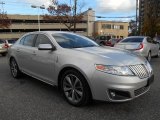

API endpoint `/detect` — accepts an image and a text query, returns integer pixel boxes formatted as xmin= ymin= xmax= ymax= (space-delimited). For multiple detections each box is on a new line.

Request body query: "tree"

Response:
xmin=141 ymin=0 xmax=160 ymax=37
xmin=128 ymin=19 xmax=139 ymax=36
xmin=43 ymin=0 xmax=84 ymax=32
xmin=0 ymin=9 xmax=11 ymax=29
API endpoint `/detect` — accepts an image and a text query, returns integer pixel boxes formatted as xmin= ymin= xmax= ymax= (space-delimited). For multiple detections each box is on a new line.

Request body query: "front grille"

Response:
xmin=129 ymin=64 xmax=149 ymax=79
xmin=134 ymin=86 xmax=149 ymax=96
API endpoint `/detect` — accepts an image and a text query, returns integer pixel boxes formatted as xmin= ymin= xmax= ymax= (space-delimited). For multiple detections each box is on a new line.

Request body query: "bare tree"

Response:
xmin=43 ymin=0 xmax=85 ymax=32
xmin=0 ymin=4 xmax=11 ymax=29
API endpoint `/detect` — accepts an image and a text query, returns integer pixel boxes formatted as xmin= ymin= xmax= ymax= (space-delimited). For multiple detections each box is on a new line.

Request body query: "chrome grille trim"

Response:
xmin=134 ymin=86 xmax=149 ymax=96
xmin=129 ymin=64 xmax=149 ymax=79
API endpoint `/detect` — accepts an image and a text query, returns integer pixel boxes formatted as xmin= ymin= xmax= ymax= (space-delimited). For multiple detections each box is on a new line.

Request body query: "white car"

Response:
xmin=115 ymin=36 xmax=160 ymax=61
xmin=0 ymin=39 xmax=8 ymax=56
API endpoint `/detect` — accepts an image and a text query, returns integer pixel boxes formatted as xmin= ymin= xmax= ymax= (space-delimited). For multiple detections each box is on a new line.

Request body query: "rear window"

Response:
xmin=99 ymin=36 xmax=107 ymax=40
xmin=121 ymin=37 xmax=144 ymax=43
xmin=7 ymin=39 xmax=17 ymax=44
xmin=0 ymin=40 xmax=4 ymax=44
xmin=98 ymin=36 xmax=111 ymax=41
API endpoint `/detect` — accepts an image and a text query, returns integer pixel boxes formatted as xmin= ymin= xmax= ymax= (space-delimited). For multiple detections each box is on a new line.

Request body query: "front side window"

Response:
xmin=35 ymin=34 xmax=52 ymax=47
xmin=52 ymin=33 xmax=98 ymax=48
xmin=20 ymin=34 xmax=36 ymax=47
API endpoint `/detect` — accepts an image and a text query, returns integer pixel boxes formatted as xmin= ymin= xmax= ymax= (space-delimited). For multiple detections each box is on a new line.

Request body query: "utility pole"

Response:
xmin=73 ymin=0 xmax=77 ymax=33
xmin=136 ymin=0 xmax=138 ymax=35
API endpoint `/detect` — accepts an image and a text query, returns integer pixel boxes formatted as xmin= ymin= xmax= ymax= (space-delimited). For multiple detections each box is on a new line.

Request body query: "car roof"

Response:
xmin=126 ymin=36 xmax=146 ymax=39
xmin=25 ymin=31 xmax=76 ymax=35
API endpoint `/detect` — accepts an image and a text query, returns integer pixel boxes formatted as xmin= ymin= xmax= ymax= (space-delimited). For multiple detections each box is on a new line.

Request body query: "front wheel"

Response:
xmin=61 ymin=69 xmax=91 ymax=106
xmin=10 ymin=58 xmax=22 ymax=78
xmin=147 ymin=52 xmax=151 ymax=62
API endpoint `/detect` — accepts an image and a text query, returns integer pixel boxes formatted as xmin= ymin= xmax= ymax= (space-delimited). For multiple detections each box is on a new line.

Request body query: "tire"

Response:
xmin=147 ymin=51 xmax=151 ymax=62
xmin=10 ymin=58 xmax=22 ymax=78
xmin=155 ymin=49 xmax=160 ymax=58
xmin=61 ymin=69 xmax=91 ymax=106
xmin=1 ymin=53 xmax=7 ymax=56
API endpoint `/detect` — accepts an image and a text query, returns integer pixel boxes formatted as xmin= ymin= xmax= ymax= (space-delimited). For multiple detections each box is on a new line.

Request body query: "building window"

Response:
xmin=102 ymin=24 xmax=111 ymax=29
xmin=113 ymin=25 xmax=120 ymax=29
xmin=120 ymin=25 xmax=124 ymax=29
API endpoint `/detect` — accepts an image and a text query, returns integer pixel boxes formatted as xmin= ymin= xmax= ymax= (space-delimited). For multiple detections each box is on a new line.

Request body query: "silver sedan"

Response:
xmin=115 ymin=36 xmax=160 ymax=61
xmin=8 ymin=31 xmax=154 ymax=106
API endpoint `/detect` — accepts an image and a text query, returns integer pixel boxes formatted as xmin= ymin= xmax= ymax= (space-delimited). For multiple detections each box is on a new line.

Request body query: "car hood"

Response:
xmin=75 ymin=46 xmax=146 ymax=66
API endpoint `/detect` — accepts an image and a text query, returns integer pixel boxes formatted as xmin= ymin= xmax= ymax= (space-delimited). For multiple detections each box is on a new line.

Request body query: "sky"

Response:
xmin=0 ymin=0 xmax=137 ymax=21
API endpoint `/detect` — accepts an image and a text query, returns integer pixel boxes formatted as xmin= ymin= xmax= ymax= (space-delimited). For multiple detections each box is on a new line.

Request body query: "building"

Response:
xmin=0 ymin=8 xmax=95 ymax=39
xmin=139 ymin=0 xmax=160 ymax=35
xmin=94 ymin=21 xmax=129 ymax=39
xmin=0 ymin=8 xmax=129 ymax=40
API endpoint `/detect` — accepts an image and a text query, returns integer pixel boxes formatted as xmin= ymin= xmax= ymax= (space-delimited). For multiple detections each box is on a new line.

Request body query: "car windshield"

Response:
xmin=121 ymin=37 xmax=144 ymax=43
xmin=7 ymin=39 xmax=17 ymax=44
xmin=52 ymin=33 xmax=99 ymax=48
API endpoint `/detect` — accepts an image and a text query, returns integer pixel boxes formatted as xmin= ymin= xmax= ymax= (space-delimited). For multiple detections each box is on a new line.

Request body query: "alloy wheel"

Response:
xmin=10 ymin=59 xmax=18 ymax=77
xmin=63 ymin=74 xmax=83 ymax=104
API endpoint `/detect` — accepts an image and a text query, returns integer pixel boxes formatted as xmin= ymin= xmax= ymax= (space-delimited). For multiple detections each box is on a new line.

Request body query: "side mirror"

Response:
xmin=38 ymin=44 xmax=56 ymax=51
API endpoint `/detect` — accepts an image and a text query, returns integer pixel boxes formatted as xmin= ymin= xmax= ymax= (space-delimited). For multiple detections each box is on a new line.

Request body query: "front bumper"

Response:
xmin=90 ymin=70 xmax=154 ymax=102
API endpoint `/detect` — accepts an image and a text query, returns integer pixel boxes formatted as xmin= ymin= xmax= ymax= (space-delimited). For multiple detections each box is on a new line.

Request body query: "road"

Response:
xmin=0 ymin=56 xmax=160 ymax=120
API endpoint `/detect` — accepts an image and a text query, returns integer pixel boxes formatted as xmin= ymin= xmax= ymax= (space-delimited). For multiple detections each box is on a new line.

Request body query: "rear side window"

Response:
xmin=20 ymin=34 xmax=36 ymax=47
xmin=121 ymin=38 xmax=144 ymax=43
xmin=99 ymin=36 xmax=107 ymax=40
xmin=35 ymin=34 xmax=52 ymax=47
xmin=147 ymin=37 xmax=153 ymax=43
xmin=0 ymin=39 xmax=4 ymax=44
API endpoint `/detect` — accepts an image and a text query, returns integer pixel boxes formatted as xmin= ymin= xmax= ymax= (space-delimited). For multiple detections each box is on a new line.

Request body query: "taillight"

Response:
xmin=3 ymin=43 xmax=9 ymax=48
xmin=136 ymin=43 xmax=144 ymax=50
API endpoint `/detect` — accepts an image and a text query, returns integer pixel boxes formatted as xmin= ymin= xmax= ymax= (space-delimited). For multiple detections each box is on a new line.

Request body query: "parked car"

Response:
xmin=95 ymin=35 xmax=111 ymax=45
xmin=104 ymin=38 xmax=120 ymax=47
xmin=8 ymin=31 xmax=154 ymax=106
xmin=5 ymin=39 xmax=18 ymax=47
xmin=0 ymin=39 xmax=8 ymax=56
xmin=115 ymin=36 xmax=160 ymax=61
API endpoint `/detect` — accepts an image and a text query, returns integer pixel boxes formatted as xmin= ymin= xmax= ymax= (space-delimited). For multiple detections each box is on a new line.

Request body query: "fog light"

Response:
xmin=108 ymin=89 xmax=131 ymax=100
xmin=110 ymin=92 xmax=116 ymax=97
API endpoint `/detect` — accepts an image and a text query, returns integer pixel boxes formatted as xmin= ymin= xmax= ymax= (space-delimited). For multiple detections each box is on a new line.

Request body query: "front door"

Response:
xmin=30 ymin=34 xmax=56 ymax=84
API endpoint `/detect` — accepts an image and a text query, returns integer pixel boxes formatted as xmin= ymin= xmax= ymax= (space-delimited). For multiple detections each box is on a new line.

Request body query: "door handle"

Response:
xmin=16 ymin=49 xmax=20 ymax=52
xmin=32 ymin=51 xmax=36 ymax=56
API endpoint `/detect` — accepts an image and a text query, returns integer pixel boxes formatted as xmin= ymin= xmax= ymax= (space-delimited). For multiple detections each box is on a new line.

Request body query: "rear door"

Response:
xmin=147 ymin=37 xmax=158 ymax=56
xmin=16 ymin=34 xmax=37 ymax=73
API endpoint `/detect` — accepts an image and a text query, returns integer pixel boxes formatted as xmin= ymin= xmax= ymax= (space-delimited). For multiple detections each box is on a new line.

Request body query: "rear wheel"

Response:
xmin=10 ymin=58 xmax=22 ymax=78
xmin=61 ymin=69 xmax=91 ymax=106
xmin=147 ymin=51 xmax=151 ymax=62
xmin=155 ymin=49 xmax=160 ymax=58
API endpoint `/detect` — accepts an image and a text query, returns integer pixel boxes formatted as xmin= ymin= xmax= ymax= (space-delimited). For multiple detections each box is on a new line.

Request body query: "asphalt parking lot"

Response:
xmin=0 ymin=55 xmax=160 ymax=120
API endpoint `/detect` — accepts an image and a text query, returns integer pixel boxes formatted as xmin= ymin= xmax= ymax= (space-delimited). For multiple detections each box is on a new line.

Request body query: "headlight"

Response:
xmin=95 ymin=64 xmax=135 ymax=76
